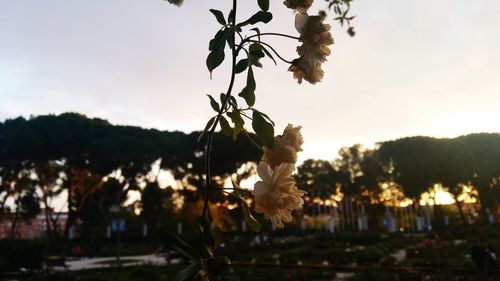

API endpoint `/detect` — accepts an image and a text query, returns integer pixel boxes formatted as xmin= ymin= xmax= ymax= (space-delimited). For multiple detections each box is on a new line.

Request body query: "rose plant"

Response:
xmin=163 ymin=0 xmax=355 ymax=279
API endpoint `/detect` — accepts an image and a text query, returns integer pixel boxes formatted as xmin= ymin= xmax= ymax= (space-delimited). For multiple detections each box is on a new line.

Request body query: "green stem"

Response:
xmin=246 ymin=32 xmax=300 ymax=41
xmin=243 ymin=129 xmax=264 ymax=151
xmin=248 ymin=39 xmax=294 ymax=64
xmin=201 ymin=0 xmax=238 ymax=226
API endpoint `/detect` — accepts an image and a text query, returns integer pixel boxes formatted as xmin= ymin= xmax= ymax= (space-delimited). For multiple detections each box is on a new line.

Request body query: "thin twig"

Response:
xmin=246 ymin=32 xmax=300 ymax=41
xmin=249 ymin=40 xmax=294 ymax=64
xmin=243 ymin=129 xmax=264 ymax=151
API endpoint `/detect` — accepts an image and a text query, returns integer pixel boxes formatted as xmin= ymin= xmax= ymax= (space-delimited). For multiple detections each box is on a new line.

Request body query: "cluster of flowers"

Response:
xmin=253 ymin=124 xmax=306 ymax=228
xmin=285 ymin=0 xmax=334 ymax=84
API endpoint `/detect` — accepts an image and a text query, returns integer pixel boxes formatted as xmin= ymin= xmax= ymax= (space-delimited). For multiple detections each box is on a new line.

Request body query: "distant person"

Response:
xmin=73 ymin=245 xmax=84 ymax=258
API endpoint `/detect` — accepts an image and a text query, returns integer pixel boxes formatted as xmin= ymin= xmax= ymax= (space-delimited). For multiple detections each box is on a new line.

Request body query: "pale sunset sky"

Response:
xmin=1 ymin=0 xmax=499 ymax=162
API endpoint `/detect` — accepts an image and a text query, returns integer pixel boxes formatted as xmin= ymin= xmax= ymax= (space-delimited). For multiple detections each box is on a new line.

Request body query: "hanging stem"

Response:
xmin=248 ymin=40 xmax=294 ymax=64
xmin=246 ymin=32 xmax=300 ymax=41
xmin=201 ymin=0 xmax=238 ymax=224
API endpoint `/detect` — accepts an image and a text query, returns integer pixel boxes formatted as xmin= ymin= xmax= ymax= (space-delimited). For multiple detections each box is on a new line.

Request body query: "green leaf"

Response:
xmin=252 ymin=110 xmax=274 ymax=148
xmin=175 ymin=262 xmax=201 ymax=281
xmin=219 ymin=116 xmax=232 ymax=136
xmin=229 ymin=96 xmax=238 ymax=108
xmin=209 ymin=9 xmax=226 ymax=25
xmin=250 ymin=27 xmax=261 ymax=41
xmin=207 ymin=95 xmax=220 ymax=112
xmin=227 ymin=9 xmax=235 ymax=24
xmin=235 ymin=59 xmax=249 ymax=74
xmin=206 ymin=51 xmax=225 ymax=78
xmin=227 ymin=110 xmax=245 ymax=140
xmin=209 ymin=30 xmax=226 ymax=52
xmin=207 ymin=30 xmax=226 ymax=77
xmin=257 ymin=0 xmax=269 ymax=12
xmin=238 ymin=11 xmax=273 ymax=27
xmin=219 ymin=93 xmax=226 ymax=106
xmin=197 ymin=116 xmax=216 ymax=143
xmin=260 ymin=45 xmax=277 ymax=65
xmin=163 ymin=232 xmax=199 ymax=260
xmin=234 ymin=194 xmax=261 ymax=232
xmin=238 ymin=67 xmax=256 ymax=107
xmin=249 ymin=43 xmax=265 ymax=67
xmin=225 ymin=29 xmax=235 ymax=50
xmin=252 ymin=109 xmax=275 ymax=126
xmin=249 ymin=43 xmax=265 ymax=58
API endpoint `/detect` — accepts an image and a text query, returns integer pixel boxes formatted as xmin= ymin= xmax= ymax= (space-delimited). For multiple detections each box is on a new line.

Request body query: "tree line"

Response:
xmin=1 ymin=113 xmax=499 ymax=241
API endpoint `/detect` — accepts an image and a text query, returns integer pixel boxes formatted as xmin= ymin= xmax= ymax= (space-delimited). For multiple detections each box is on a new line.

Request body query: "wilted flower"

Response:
xmin=289 ymin=11 xmax=334 ymax=84
xmin=253 ymin=161 xmax=306 ymax=228
xmin=283 ymin=0 xmax=314 ymax=13
xmin=262 ymin=124 xmax=303 ymax=169
xmin=165 ymin=0 xmax=184 ymax=7
xmin=281 ymin=124 xmax=303 ymax=152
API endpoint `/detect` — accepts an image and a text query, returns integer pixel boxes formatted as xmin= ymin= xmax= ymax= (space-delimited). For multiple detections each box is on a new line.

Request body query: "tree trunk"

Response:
xmin=10 ymin=207 xmax=19 ymax=238
xmin=452 ymin=192 xmax=467 ymax=225
xmin=44 ymin=197 xmax=53 ymax=243
xmin=64 ymin=166 xmax=74 ymax=239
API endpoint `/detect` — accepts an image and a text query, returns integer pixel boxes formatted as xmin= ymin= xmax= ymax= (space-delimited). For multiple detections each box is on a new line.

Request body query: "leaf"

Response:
xmin=250 ymin=27 xmax=261 ymax=41
xmin=163 ymin=232 xmax=199 ymax=260
xmin=235 ymin=59 xmax=249 ymax=74
xmin=257 ymin=0 xmax=269 ymax=12
xmin=207 ymin=30 xmax=226 ymax=77
xmin=197 ymin=116 xmax=216 ymax=143
xmin=219 ymin=116 xmax=232 ymax=136
xmin=260 ymin=45 xmax=277 ymax=65
xmin=209 ymin=9 xmax=226 ymax=25
xmin=238 ymin=11 xmax=273 ymax=27
xmin=251 ymin=109 xmax=275 ymax=126
xmin=209 ymin=30 xmax=226 ymax=52
xmin=229 ymin=96 xmax=238 ymax=108
xmin=225 ymin=29 xmax=235 ymax=50
xmin=206 ymin=30 xmax=226 ymax=78
xmin=252 ymin=110 xmax=274 ymax=148
xmin=206 ymin=51 xmax=225 ymax=78
xmin=248 ymin=43 xmax=265 ymax=67
xmin=249 ymin=43 xmax=265 ymax=59
xmin=227 ymin=110 xmax=245 ymax=140
xmin=238 ymin=67 xmax=256 ymax=107
xmin=227 ymin=9 xmax=235 ymax=24
xmin=219 ymin=93 xmax=226 ymax=106
xmin=207 ymin=95 xmax=220 ymax=112
xmin=175 ymin=262 xmax=201 ymax=281
xmin=234 ymin=194 xmax=261 ymax=232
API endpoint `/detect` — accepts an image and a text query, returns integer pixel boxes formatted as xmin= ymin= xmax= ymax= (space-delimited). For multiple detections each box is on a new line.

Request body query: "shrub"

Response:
xmin=0 ymin=239 xmax=47 ymax=272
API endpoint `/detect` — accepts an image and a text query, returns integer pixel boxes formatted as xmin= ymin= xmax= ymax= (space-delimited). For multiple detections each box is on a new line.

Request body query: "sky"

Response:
xmin=1 ymin=0 xmax=500 ymax=162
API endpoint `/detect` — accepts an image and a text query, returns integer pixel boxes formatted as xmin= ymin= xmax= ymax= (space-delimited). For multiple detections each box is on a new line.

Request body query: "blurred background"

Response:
xmin=1 ymin=0 xmax=499 ymax=280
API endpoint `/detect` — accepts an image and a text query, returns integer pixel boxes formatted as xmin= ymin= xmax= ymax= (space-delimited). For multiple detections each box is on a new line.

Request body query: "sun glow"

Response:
xmin=420 ymin=184 xmax=456 ymax=206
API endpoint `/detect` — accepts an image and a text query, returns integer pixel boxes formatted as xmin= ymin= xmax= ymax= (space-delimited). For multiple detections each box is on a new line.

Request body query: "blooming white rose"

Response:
xmin=253 ymin=162 xmax=306 ymax=228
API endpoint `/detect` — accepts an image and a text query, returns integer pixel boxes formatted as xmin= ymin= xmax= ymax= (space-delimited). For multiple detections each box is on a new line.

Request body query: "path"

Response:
xmin=61 ymin=254 xmax=169 ymax=271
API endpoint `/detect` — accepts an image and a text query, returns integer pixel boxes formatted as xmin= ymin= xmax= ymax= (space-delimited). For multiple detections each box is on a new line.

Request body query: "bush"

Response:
xmin=0 ymin=239 xmax=48 ymax=272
